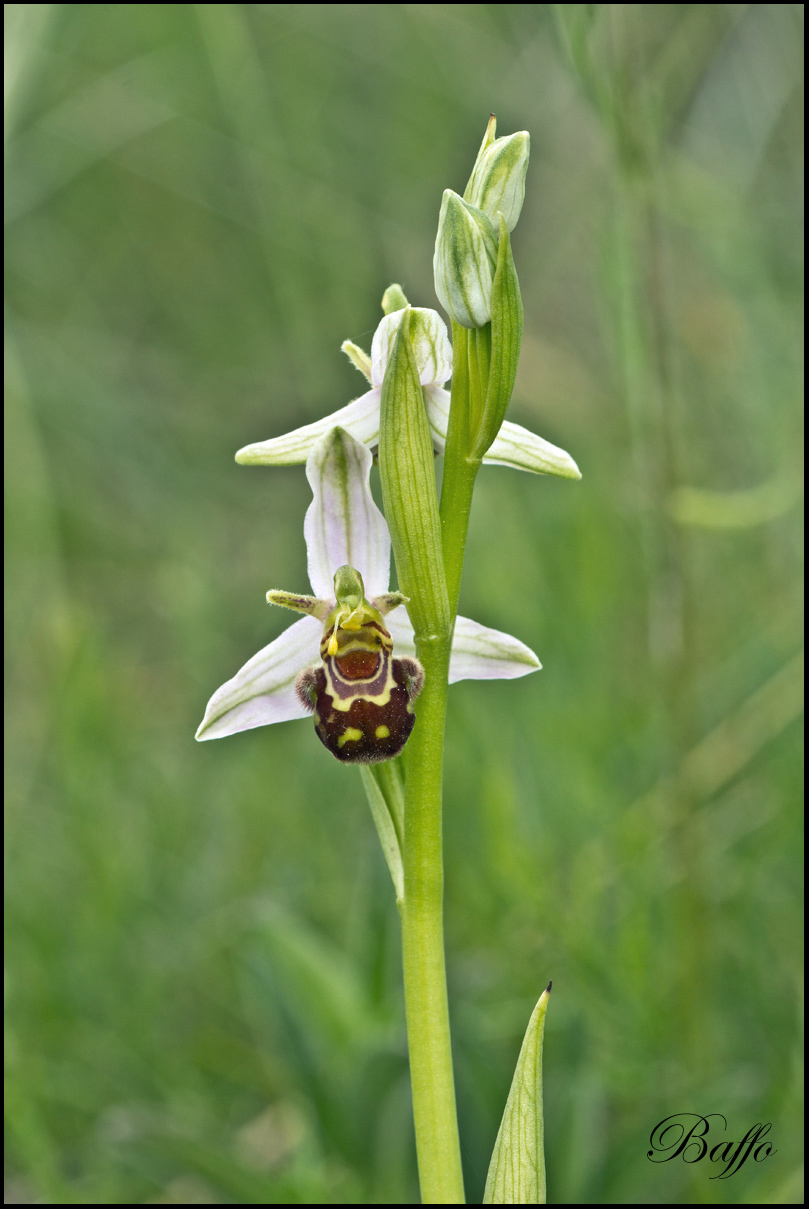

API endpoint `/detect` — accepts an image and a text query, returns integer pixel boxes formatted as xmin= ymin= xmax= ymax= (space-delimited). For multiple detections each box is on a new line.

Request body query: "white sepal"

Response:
xmin=235 ymin=388 xmax=381 ymax=467
xmin=195 ymin=615 xmax=321 ymax=740
xmin=424 ymin=386 xmax=581 ymax=479
xmin=385 ymin=609 xmax=540 ymax=683
xmin=303 ymin=427 xmax=390 ymax=601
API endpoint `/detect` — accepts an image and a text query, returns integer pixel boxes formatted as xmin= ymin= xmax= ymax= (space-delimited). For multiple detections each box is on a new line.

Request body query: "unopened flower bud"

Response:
xmin=433 ymin=190 xmax=498 ymax=329
xmin=464 ymin=119 xmax=530 ymax=233
xmin=381 ymin=283 xmax=409 ymax=315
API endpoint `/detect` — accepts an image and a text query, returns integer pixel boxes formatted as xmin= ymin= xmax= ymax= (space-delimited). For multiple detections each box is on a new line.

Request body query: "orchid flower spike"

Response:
xmin=235 ymin=296 xmax=580 ymax=480
xmin=197 ymin=427 xmax=541 ymax=755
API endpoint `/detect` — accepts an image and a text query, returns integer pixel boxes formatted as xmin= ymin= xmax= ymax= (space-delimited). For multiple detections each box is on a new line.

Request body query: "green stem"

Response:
xmin=397 ymin=320 xmax=489 ymax=1203
xmin=402 ymin=633 xmax=464 ymax=1203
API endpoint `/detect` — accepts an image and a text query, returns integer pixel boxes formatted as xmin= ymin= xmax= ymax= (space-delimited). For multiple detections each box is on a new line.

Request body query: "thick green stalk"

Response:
xmin=379 ymin=305 xmax=503 ymax=1201
xmin=402 ymin=632 xmax=464 ymax=1203
xmin=378 ymin=311 xmax=464 ymax=1203
xmin=396 ymin=320 xmax=490 ymax=1203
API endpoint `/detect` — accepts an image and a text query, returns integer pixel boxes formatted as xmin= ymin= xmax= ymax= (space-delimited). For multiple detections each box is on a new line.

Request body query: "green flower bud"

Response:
xmin=433 ymin=190 xmax=498 ymax=329
xmin=381 ymin=283 xmax=409 ymax=315
xmin=464 ymin=118 xmax=530 ymax=233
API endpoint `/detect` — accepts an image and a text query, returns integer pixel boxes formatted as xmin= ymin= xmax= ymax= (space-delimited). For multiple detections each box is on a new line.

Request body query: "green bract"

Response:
xmin=471 ymin=214 xmax=524 ymax=462
xmin=378 ymin=308 xmax=450 ymax=640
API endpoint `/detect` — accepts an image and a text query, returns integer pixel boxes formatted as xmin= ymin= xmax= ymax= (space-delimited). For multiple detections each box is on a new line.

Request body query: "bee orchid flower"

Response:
xmin=196 ymin=427 xmax=541 ymax=755
xmin=234 ymin=303 xmax=580 ymax=480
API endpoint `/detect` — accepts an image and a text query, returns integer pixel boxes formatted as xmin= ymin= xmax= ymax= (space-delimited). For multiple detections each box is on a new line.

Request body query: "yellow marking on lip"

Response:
xmin=375 ymin=725 xmax=390 ymax=739
xmin=337 ymin=727 xmax=363 ymax=748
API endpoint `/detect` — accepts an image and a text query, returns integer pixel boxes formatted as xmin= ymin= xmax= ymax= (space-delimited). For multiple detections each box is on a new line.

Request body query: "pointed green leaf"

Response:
xmin=484 ymin=984 xmax=551 ymax=1205
xmin=359 ymin=759 xmax=406 ymax=907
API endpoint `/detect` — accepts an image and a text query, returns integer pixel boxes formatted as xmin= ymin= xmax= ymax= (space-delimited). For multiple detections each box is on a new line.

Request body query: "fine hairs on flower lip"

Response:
xmin=294 ymin=567 xmax=426 ymax=765
xmin=195 ymin=427 xmax=542 ymax=745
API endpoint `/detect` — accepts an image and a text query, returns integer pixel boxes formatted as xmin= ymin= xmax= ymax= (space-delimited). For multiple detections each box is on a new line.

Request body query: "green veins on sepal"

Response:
xmin=463 ymin=116 xmax=530 ymax=235
xmin=483 ymin=983 xmax=551 ymax=1204
xmin=433 ymin=190 xmax=499 ymax=329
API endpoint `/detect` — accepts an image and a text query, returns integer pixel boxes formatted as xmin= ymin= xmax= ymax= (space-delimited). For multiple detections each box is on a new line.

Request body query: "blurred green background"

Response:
xmin=5 ymin=4 xmax=803 ymax=1204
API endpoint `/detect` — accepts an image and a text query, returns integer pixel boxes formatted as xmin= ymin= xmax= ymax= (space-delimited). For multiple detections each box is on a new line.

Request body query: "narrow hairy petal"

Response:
xmin=235 ymin=389 xmax=381 ymax=466
xmin=371 ymin=591 xmax=409 ymax=616
xmin=265 ymin=591 xmax=332 ymax=620
xmin=484 ymin=419 xmax=582 ymax=478
xmin=341 ymin=340 xmax=373 ymax=382
xmin=385 ymin=609 xmax=540 ymax=682
xmin=304 ymin=427 xmax=390 ymax=600
xmin=195 ymin=615 xmax=321 ymax=740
